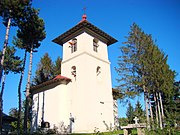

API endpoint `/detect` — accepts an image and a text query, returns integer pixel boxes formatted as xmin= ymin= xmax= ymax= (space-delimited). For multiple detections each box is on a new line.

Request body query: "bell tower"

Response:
xmin=52 ymin=15 xmax=117 ymax=133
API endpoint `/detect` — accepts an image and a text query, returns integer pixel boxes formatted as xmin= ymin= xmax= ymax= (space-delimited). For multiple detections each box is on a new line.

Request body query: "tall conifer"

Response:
xmin=16 ymin=7 xmax=46 ymax=134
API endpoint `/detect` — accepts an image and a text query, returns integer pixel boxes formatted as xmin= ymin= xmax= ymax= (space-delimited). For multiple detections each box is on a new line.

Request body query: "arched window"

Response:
xmin=71 ymin=66 xmax=76 ymax=77
xmin=69 ymin=38 xmax=77 ymax=53
xmin=93 ymin=38 xmax=99 ymax=52
xmin=96 ymin=66 xmax=101 ymax=76
xmin=71 ymin=38 xmax=77 ymax=53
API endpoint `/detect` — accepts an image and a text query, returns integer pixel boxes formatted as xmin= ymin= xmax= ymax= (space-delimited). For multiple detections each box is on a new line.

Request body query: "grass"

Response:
xmin=71 ymin=129 xmax=138 ymax=135
xmin=71 ymin=130 xmax=122 ymax=135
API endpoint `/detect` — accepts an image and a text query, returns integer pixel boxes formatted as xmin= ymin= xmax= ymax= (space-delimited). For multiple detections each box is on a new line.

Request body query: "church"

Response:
xmin=30 ymin=14 xmax=118 ymax=133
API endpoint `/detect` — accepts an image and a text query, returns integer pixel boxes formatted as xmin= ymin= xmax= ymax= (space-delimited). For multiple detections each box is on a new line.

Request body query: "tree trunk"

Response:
xmin=143 ymin=85 xmax=150 ymax=129
xmin=156 ymin=92 xmax=163 ymax=129
xmin=0 ymin=18 xmax=11 ymax=84
xmin=24 ymin=45 xmax=33 ymax=134
xmin=159 ymin=92 xmax=164 ymax=127
xmin=148 ymin=93 xmax=154 ymax=125
xmin=17 ymin=50 xmax=27 ymax=135
xmin=0 ymin=74 xmax=6 ymax=134
xmin=153 ymin=93 xmax=159 ymax=127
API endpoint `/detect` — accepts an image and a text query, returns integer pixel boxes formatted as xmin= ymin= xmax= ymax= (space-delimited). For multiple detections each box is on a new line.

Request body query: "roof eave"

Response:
xmin=30 ymin=78 xmax=71 ymax=95
xmin=52 ymin=21 xmax=117 ymax=46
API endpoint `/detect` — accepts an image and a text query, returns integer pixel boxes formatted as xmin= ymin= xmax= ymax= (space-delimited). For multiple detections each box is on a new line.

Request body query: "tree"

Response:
xmin=163 ymin=81 xmax=180 ymax=128
xmin=0 ymin=2 xmax=33 ymax=132
xmin=116 ymin=23 xmax=152 ymax=126
xmin=119 ymin=117 xmax=128 ymax=126
xmin=13 ymin=36 xmax=32 ymax=135
xmin=16 ymin=7 xmax=46 ymax=134
xmin=0 ymin=0 xmax=32 ymax=85
xmin=33 ymin=54 xmax=62 ymax=86
xmin=126 ymin=102 xmax=134 ymax=124
xmin=9 ymin=108 xmax=20 ymax=132
xmin=134 ymin=100 xmax=145 ymax=123
xmin=53 ymin=56 xmax=62 ymax=76
xmin=0 ymin=46 xmax=22 ymax=134
xmin=9 ymin=101 xmax=32 ymax=134
xmin=33 ymin=53 xmax=54 ymax=85
xmin=116 ymin=23 xmax=175 ymax=129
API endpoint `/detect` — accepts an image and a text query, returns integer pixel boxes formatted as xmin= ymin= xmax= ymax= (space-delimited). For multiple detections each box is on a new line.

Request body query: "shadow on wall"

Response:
xmin=31 ymin=93 xmax=40 ymax=131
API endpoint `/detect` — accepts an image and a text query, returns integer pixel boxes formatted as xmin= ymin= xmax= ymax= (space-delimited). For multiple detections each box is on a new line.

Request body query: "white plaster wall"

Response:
xmin=32 ymin=31 xmax=115 ymax=133
xmin=61 ymin=31 xmax=114 ymax=132
xmin=62 ymin=32 xmax=108 ymax=62
xmin=31 ymin=93 xmax=42 ymax=131
xmin=31 ymin=83 xmax=71 ymax=131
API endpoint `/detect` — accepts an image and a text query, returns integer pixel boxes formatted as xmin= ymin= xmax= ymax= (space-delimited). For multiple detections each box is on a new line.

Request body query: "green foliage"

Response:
xmin=33 ymin=53 xmax=62 ymax=85
xmin=31 ymin=127 xmax=58 ymax=135
xmin=8 ymin=101 xmax=32 ymax=134
xmin=116 ymin=22 xmax=175 ymax=99
xmin=13 ymin=36 xmax=31 ymax=53
xmin=16 ymin=5 xmax=46 ymax=133
xmin=163 ymin=81 xmax=180 ymax=128
xmin=119 ymin=117 xmax=128 ymax=126
xmin=0 ymin=46 xmax=23 ymax=75
xmin=17 ymin=7 xmax=46 ymax=50
xmin=145 ymin=126 xmax=179 ymax=135
xmin=125 ymin=101 xmax=145 ymax=124
xmin=39 ymin=53 xmax=54 ymax=78
xmin=116 ymin=23 xmax=176 ymax=129
xmin=33 ymin=53 xmax=54 ymax=85
xmin=53 ymin=56 xmax=62 ymax=76
xmin=134 ymin=100 xmax=145 ymax=123
xmin=112 ymin=88 xmax=124 ymax=100
xmin=9 ymin=108 xmax=18 ymax=117
xmin=0 ymin=0 xmax=32 ymax=26
xmin=126 ymin=102 xmax=134 ymax=124
xmin=71 ymin=130 xmax=123 ymax=135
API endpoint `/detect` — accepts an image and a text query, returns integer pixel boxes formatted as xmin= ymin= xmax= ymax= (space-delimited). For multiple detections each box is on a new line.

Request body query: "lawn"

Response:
xmin=71 ymin=129 xmax=138 ymax=135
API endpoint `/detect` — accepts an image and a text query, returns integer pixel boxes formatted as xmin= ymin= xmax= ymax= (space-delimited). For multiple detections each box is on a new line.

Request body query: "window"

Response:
xmin=93 ymin=38 xmax=99 ymax=52
xmin=72 ymin=38 xmax=77 ymax=53
xmin=69 ymin=38 xmax=77 ymax=53
xmin=71 ymin=66 xmax=76 ymax=77
xmin=96 ymin=66 xmax=101 ymax=76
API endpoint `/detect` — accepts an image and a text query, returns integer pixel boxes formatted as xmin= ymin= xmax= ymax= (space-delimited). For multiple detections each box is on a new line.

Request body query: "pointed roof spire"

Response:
xmin=82 ymin=7 xmax=87 ymax=21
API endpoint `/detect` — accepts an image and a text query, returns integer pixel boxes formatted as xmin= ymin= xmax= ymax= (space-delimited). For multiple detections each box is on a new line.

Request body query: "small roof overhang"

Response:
xmin=52 ymin=20 xmax=117 ymax=46
xmin=3 ymin=113 xmax=17 ymax=122
xmin=30 ymin=75 xmax=71 ymax=95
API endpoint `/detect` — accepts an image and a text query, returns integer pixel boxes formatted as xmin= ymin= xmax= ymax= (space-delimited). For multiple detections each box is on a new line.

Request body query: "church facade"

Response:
xmin=30 ymin=15 xmax=118 ymax=133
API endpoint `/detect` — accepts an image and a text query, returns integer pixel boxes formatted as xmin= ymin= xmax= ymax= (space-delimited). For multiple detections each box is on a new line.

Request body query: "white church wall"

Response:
xmin=31 ymin=93 xmax=42 ymax=131
xmin=62 ymin=32 xmax=108 ymax=63
xmin=32 ymin=23 xmax=116 ymax=133
xmin=31 ymin=83 xmax=71 ymax=132
xmin=61 ymin=50 xmax=114 ymax=133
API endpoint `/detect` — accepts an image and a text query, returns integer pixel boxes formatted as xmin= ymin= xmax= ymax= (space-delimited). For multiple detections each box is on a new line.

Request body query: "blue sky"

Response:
xmin=0 ymin=0 xmax=180 ymax=117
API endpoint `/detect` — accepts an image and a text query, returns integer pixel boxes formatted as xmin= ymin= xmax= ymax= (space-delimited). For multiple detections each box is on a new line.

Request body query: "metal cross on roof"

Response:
xmin=83 ymin=7 xmax=86 ymax=14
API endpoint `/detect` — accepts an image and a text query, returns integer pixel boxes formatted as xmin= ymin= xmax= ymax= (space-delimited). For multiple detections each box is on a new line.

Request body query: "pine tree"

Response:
xmin=33 ymin=54 xmax=62 ymax=86
xmin=116 ymin=23 xmax=152 ymax=126
xmin=116 ymin=23 xmax=175 ymax=128
xmin=16 ymin=7 xmax=46 ymax=134
xmin=33 ymin=53 xmax=53 ymax=85
xmin=0 ymin=46 xmax=22 ymax=133
xmin=126 ymin=102 xmax=134 ymax=124
xmin=13 ymin=37 xmax=30 ymax=134
xmin=0 ymin=0 xmax=32 ymax=85
xmin=134 ymin=100 xmax=145 ymax=123
xmin=53 ymin=56 xmax=62 ymax=76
